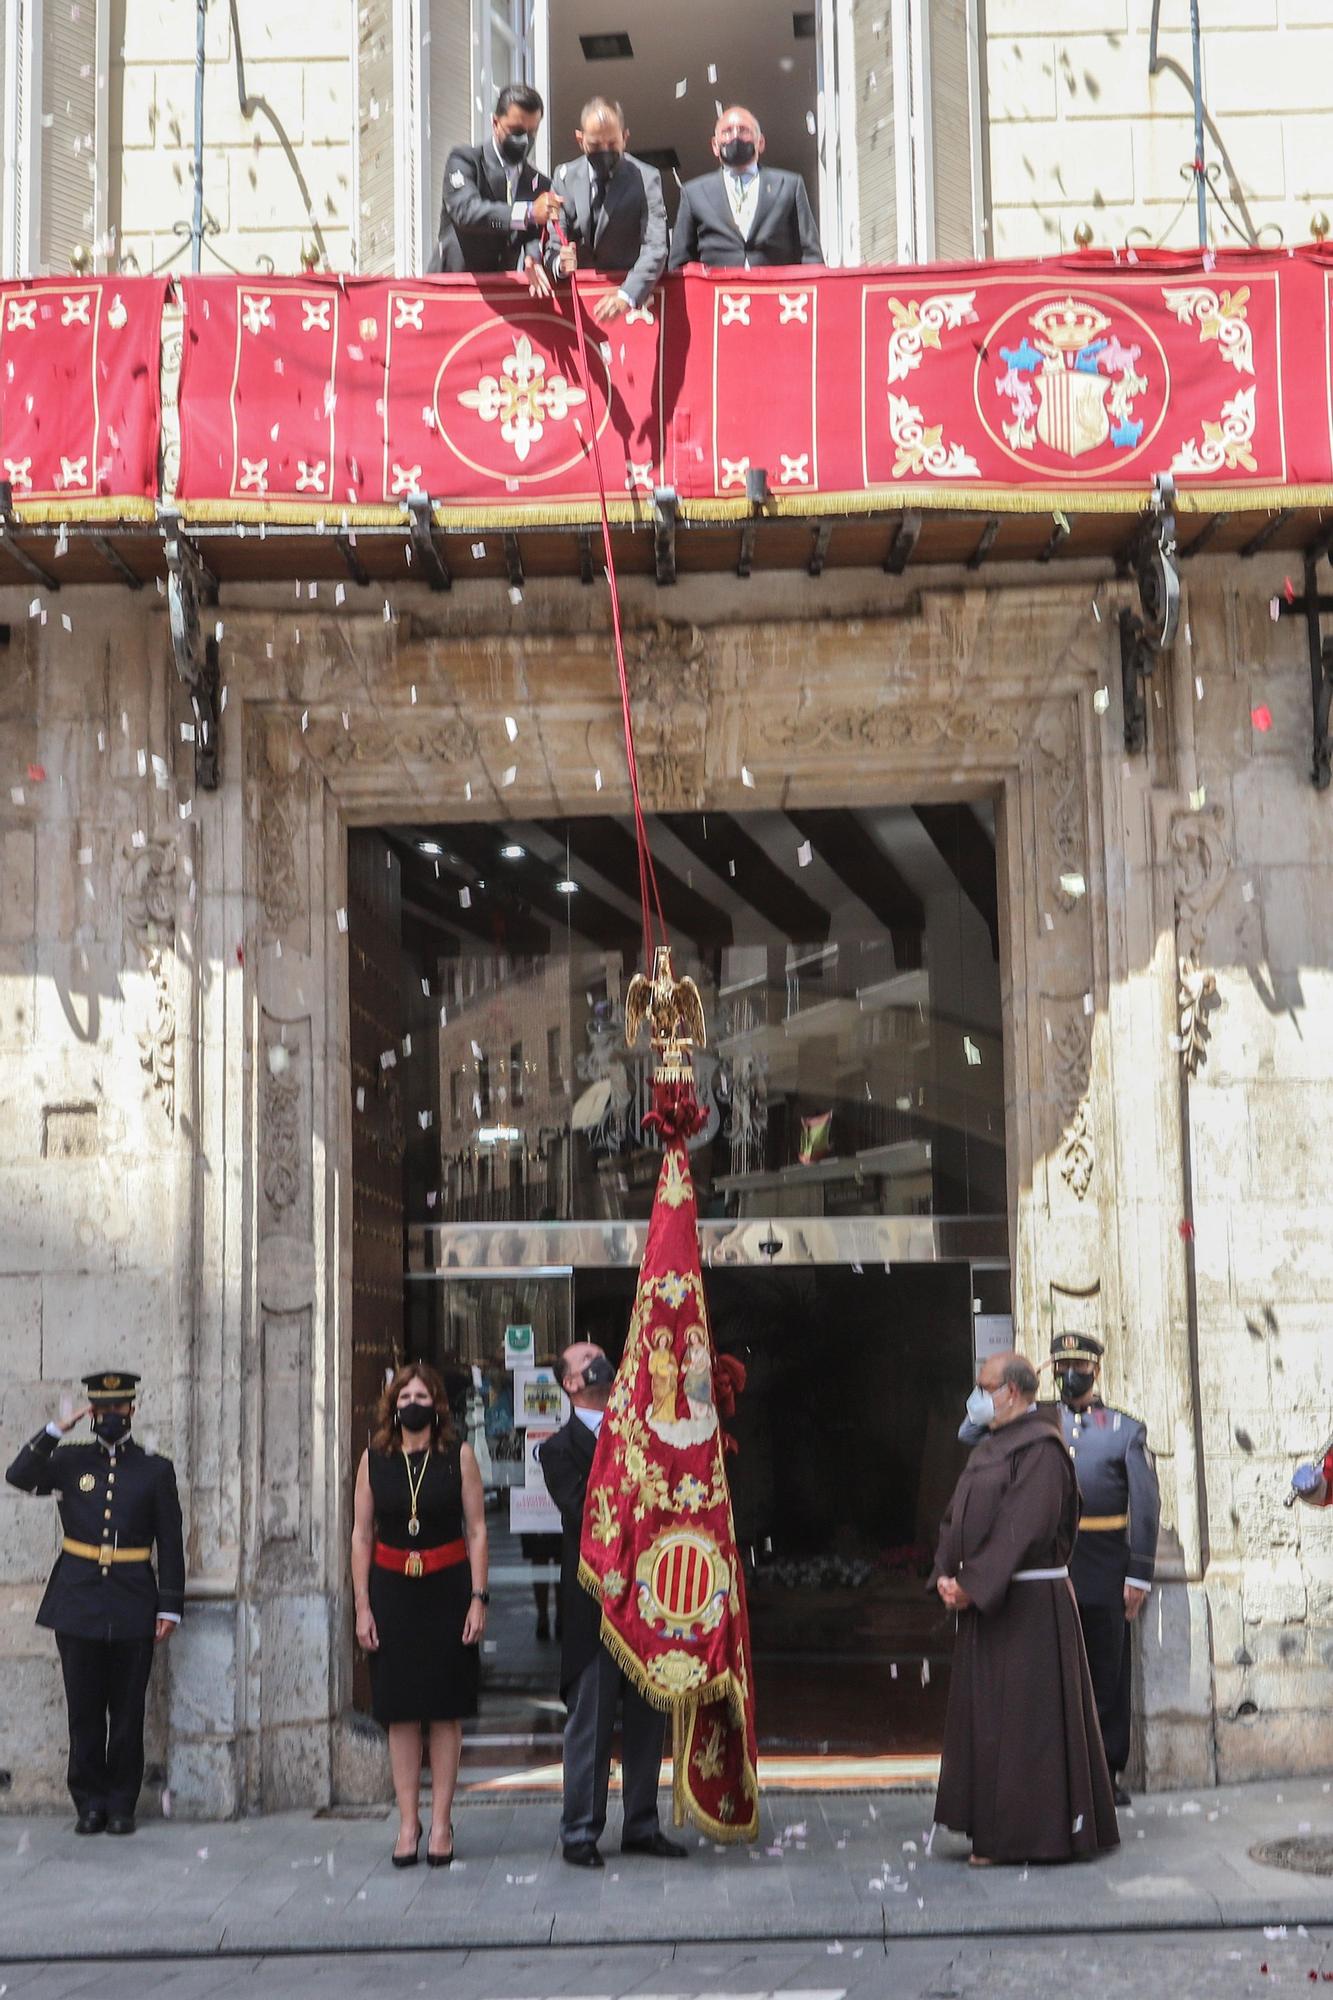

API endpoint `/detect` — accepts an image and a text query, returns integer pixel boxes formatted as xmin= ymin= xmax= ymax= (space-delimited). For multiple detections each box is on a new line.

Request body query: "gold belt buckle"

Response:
xmin=404 ymin=1551 xmax=424 ymax=1579
xmin=98 ymin=1545 xmax=114 ymax=1571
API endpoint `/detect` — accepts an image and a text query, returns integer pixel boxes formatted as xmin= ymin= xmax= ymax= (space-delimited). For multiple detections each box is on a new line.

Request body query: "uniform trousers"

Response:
xmin=560 ymin=1647 xmax=665 ymax=1848
xmin=1077 ymin=1600 xmax=1133 ymax=1777
xmin=55 ymin=1632 xmax=156 ymax=1816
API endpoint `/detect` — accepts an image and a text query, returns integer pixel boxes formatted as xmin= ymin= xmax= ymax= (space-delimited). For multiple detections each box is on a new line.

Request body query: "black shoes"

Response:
xmin=105 ymin=1814 xmax=136 ymax=1836
xmin=74 ymin=1808 xmax=106 ymax=1836
xmin=1113 ymin=1781 xmax=1132 ymax=1808
xmin=562 ymin=1841 xmax=604 ymax=1868
xmin=426 ymin=1823 xmax=454 ymax=1868
xmin=391 ymin=1819 xmax=422 ymax=1869
xmin=622 ymin=1830 xmax=688 ymax=1859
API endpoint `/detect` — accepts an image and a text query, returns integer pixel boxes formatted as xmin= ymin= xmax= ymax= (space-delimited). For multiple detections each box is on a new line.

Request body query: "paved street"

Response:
xmin=0 ymin=1777 xmax=1330 ymax=1964
xmin=1 ymin=1933 xmax=1332 ymax=2000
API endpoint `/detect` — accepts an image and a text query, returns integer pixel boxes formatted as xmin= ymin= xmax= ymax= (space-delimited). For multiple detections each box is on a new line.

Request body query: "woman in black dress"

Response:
xmin=351 ymin=1362 xmax=488 ymax=1867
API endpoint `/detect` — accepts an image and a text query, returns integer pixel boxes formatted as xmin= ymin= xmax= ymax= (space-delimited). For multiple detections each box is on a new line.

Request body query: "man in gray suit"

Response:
xmin=548 ymin=97 xmax=668 ymax=324
xmin=669 ymin=105 xmax=822 ymax=270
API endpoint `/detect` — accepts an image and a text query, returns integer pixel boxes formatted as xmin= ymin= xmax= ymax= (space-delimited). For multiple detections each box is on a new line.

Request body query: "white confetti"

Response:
xmin=1195 ymin=674 xmax=1204 ymax=700
xmin=1059 ymin=871 xmax=1086 ymax=897
xmin=335 ymin=907 xmax=348 ymax=932
xmin=594 ymin=767 xmax=603 ymax=790
xmin=459 ymin=887 xmax=472 ymax=909
xmin=9 ymin=787 xmax=23 ymax=806
xmin=508 ymin=585 xmax=523 ymax=606
xmin=806 ymin=110 xmax=817 ymax=134
xmin=471 ymin=541 xmax=486 ymax=558
xmin=675 ymin=76 xmax=687 ymax=96
xmin=740 ymin=764 xmax=755 ymax=788
xmin=1189 ymin=785 xmax=1207 ymax=809
xmin=1092 ymin=600 xmax=1102 ymax=622
xmin=1093 ymin=686 xmax=1110 ymax=713
xmin=501 ymin=765 xmax=517 ymax=787
xmin=504 ymin=715 xmax=519 ymax=741
xmin=61 ymin=612 xmax=73 ymax=632
xmin=355 ymin=1086 xmax=365 ymax=1112
xmin=379 ymin=1048 xmax=397 ymax=1069
xmin=28 ymin=597 xmax=41 ymax=619
xmin=797 ymin=839 xmax=812 ymax=867
xmin=1083 ymin=991 xmax=1094 ymax=1015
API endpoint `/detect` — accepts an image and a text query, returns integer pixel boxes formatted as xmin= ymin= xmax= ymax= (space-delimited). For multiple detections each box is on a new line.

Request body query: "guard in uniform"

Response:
xmin=1051 ymin=1333 xmax=1161 ymax=1805
xmin=5 ymin=1370 xmax=185 ymax=1834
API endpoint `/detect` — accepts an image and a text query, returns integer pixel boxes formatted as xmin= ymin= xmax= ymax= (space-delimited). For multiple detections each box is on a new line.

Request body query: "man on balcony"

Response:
xmin=668 ymin=106 xmax=822 ymax=272
xmin=547 ymin=97 xmax=668 ymax=324
xmin=430 ymin=84 xmax=564 ymax=288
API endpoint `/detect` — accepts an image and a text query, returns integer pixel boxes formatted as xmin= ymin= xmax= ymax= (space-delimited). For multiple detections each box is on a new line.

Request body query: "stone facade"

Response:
xmin=0 ymin=553 xmax=1330 ymax=1811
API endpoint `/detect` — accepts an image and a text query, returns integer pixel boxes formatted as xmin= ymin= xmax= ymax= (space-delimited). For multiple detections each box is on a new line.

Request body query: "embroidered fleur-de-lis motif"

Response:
xmin=60 ymin=294 xmax=92 ymax=326
xmin=778 ymin=453 xmax=810 ymax=484
xmin=59 ymin=455 xmax=90 ymax=487
xmin=5 ymin=299 xmax=37 ymax=332
xmin=2 ymin=456 xmax=33 ymax=486
xmin=300 ymin=299 xmax=331 ymax=332
xmin=241 ymin=293 xmax=274 ymax=335
xmin=720 ymin=293 xmax=751 ymax=327
xmin=625 ymin=460 xmax=654 ymax=491
xmin=394 ymin=297 xmax=426 ymax=331
xmin=456 ymin=334 xmax=586 ymax=464
xmin=778 ymin=292 xmax=810 ymax=325
xmin=719 ymin=455 xmax=751 ymax=488
xmin=625 ymin=297 xmax=657 ymax=326
xmin=239 ymin=457 xmax=269 ymax=492
xmin=390 ymin=463 xmax=422 ymax=494
xmin=295 ymin=460 xmax=327 ymax=490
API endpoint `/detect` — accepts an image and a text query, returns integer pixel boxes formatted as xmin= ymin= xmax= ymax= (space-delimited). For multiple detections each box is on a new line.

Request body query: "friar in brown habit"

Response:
xmin=931 ymin=1350 xmax=1120 ymax=1865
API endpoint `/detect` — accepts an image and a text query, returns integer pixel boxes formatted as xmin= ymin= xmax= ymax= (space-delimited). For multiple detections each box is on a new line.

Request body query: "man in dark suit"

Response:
xmin=669 ymin=104 xmax=822 ymax=271
xmin=547 ymin=97 xmax=668 ymax=324
xmin=537 ymin=1341 xmax=685 ymax=1868
xmin=429 ymin=82 xmax=563 ymax=288
xmin=6 ymin=1368 xmax=185 ymax=1834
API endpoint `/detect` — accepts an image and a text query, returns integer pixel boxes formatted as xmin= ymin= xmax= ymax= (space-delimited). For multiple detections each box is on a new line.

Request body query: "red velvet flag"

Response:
xmin=578 ymin=952 xmax=759 ymax=1842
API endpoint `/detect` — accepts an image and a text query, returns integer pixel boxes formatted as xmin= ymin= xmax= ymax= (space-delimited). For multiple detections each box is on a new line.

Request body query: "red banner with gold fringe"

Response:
xmin=578 ymin=1072 xmax=759 ymax=1842
xmin=170 ymin=249 xmax=1333 ymax=523
xmin=0 ymin=278 xmax=166 ymax=519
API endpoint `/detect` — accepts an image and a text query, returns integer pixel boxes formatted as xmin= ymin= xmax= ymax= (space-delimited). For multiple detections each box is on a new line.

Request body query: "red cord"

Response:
xmin=548 ymin=231 xmax=671 ymax=971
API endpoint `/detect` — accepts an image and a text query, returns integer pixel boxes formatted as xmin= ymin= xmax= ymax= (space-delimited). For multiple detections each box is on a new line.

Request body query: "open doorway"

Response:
xmin=545 ymin=2 xmax=820 ymax=229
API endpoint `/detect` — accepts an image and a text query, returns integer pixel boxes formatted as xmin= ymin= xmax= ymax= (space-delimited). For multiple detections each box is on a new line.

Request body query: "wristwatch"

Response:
xmin=471 ymin=1589 xmax=490 ymax=1605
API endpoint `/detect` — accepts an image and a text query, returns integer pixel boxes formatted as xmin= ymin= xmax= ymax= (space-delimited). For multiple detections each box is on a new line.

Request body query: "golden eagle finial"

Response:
xmin=625 ymin=945 xmax=706 ymax=1077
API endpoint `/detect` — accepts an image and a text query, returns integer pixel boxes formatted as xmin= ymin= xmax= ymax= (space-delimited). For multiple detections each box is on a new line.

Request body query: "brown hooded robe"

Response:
xmin=931 ymin=1408 xmax=1120 ymax=1863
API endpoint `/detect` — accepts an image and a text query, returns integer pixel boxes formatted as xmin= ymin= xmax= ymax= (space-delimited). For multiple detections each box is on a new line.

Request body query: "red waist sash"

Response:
xmin=373 ymin=1537 xmax=467 ymax=1578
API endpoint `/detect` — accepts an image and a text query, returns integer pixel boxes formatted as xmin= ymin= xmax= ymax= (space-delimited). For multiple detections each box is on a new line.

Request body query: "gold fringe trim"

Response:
xmin=11 ymin=487 xmax=1331 ymax=534
xmin=5 ymin=497 xmax=157 ymax=525
xmin=578 ymin=1557 xmax=759 ymax=1843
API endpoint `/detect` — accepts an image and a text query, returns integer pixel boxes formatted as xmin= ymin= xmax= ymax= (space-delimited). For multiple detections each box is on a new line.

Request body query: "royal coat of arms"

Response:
xmin=982 ymin=293 xmax=1168 ymax=475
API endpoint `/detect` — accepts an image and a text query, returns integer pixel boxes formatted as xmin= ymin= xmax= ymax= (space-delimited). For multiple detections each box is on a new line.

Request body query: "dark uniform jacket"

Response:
xmin=5 ymin=1429 xmax=185 ymax=1642
xmin=545 ymin=152 xmax=668 ymax=307
xmin=668 ymin=166 xmax=823 ymax=270
xmin=536 ymin=1414 xmax=603 ymax=1698
xmin=429 ymin=139 xmax=550 ymax=275
xmin=959 ymin=1398 xmax=1160 ymax=1608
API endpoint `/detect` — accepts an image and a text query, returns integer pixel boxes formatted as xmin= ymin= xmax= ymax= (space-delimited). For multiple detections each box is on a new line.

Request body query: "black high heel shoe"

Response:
xmin=426 ymin=1823 xmax=454 ymax=1868
xmin=392 ymin=1819 xmax=422 ymax=1868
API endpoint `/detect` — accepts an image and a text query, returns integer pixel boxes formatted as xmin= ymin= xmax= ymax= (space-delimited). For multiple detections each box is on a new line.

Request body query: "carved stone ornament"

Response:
xmin=1050 ymin=1008 xmax=1095 ymax=1201
xmin=1038 ymin=717 xmax=1087 ymax=914
xmin=1170 ymin=802 xmax=1229 ymax=1077
xmin=766 ymin=702 xmax=1020 ymax=759
xmin=123 ymin=843 xmax=177 ymax=1125
xmin=622 ymin=620 xmax=712 ymax=808
xmin=261 ymin=1026 xmax=305 ymax=1226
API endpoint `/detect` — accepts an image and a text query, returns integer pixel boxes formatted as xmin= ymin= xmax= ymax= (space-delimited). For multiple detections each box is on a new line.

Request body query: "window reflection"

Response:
xmin=407 ymin=805 xmax=1005 ymax=1229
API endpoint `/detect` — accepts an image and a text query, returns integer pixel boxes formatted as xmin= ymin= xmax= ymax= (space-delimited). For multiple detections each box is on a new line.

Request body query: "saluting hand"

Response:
xmin=356 ymin=1605 xmax=379 ymax=1653
xmin=56 ymin=1405 xmax=92 ymax=1434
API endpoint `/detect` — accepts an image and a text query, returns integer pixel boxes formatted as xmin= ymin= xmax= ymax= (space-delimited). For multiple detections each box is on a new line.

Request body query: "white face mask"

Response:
xmin=966 ymin=1384 xmax=996 ymax=1428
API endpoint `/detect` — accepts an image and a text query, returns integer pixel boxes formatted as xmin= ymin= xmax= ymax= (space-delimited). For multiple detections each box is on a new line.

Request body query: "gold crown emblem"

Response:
xmin=1030 ymin=297 xmax=1112 ymax=353
xmin=105 ymin=1375 xmax=122 ymax=1389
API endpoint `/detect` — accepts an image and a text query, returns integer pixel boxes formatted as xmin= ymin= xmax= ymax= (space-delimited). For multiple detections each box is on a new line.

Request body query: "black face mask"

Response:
xmin=498 ymin=129 xmax=531 ymax=165
xmin=93 ymin=1411 xmax=131 ymax=1445
xmin=1059 ymin=1368 xmax=1096 ymax=1404
xmin=397 ymin=1403 xmax=435 ymax=1434
xmin=586 ymin=147 xmax=621 ymax=180
xmin=719 ymin=138 xmax=757 ymax=169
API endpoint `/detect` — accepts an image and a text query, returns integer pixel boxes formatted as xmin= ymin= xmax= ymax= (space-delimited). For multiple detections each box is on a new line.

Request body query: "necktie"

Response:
xmin=590 ymin=175 xmax=606 ymax=242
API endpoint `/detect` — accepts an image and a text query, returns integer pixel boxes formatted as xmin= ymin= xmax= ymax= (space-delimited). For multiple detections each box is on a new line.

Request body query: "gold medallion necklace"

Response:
xmin=403 ymin=1445 xmax=430 ymax=1538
